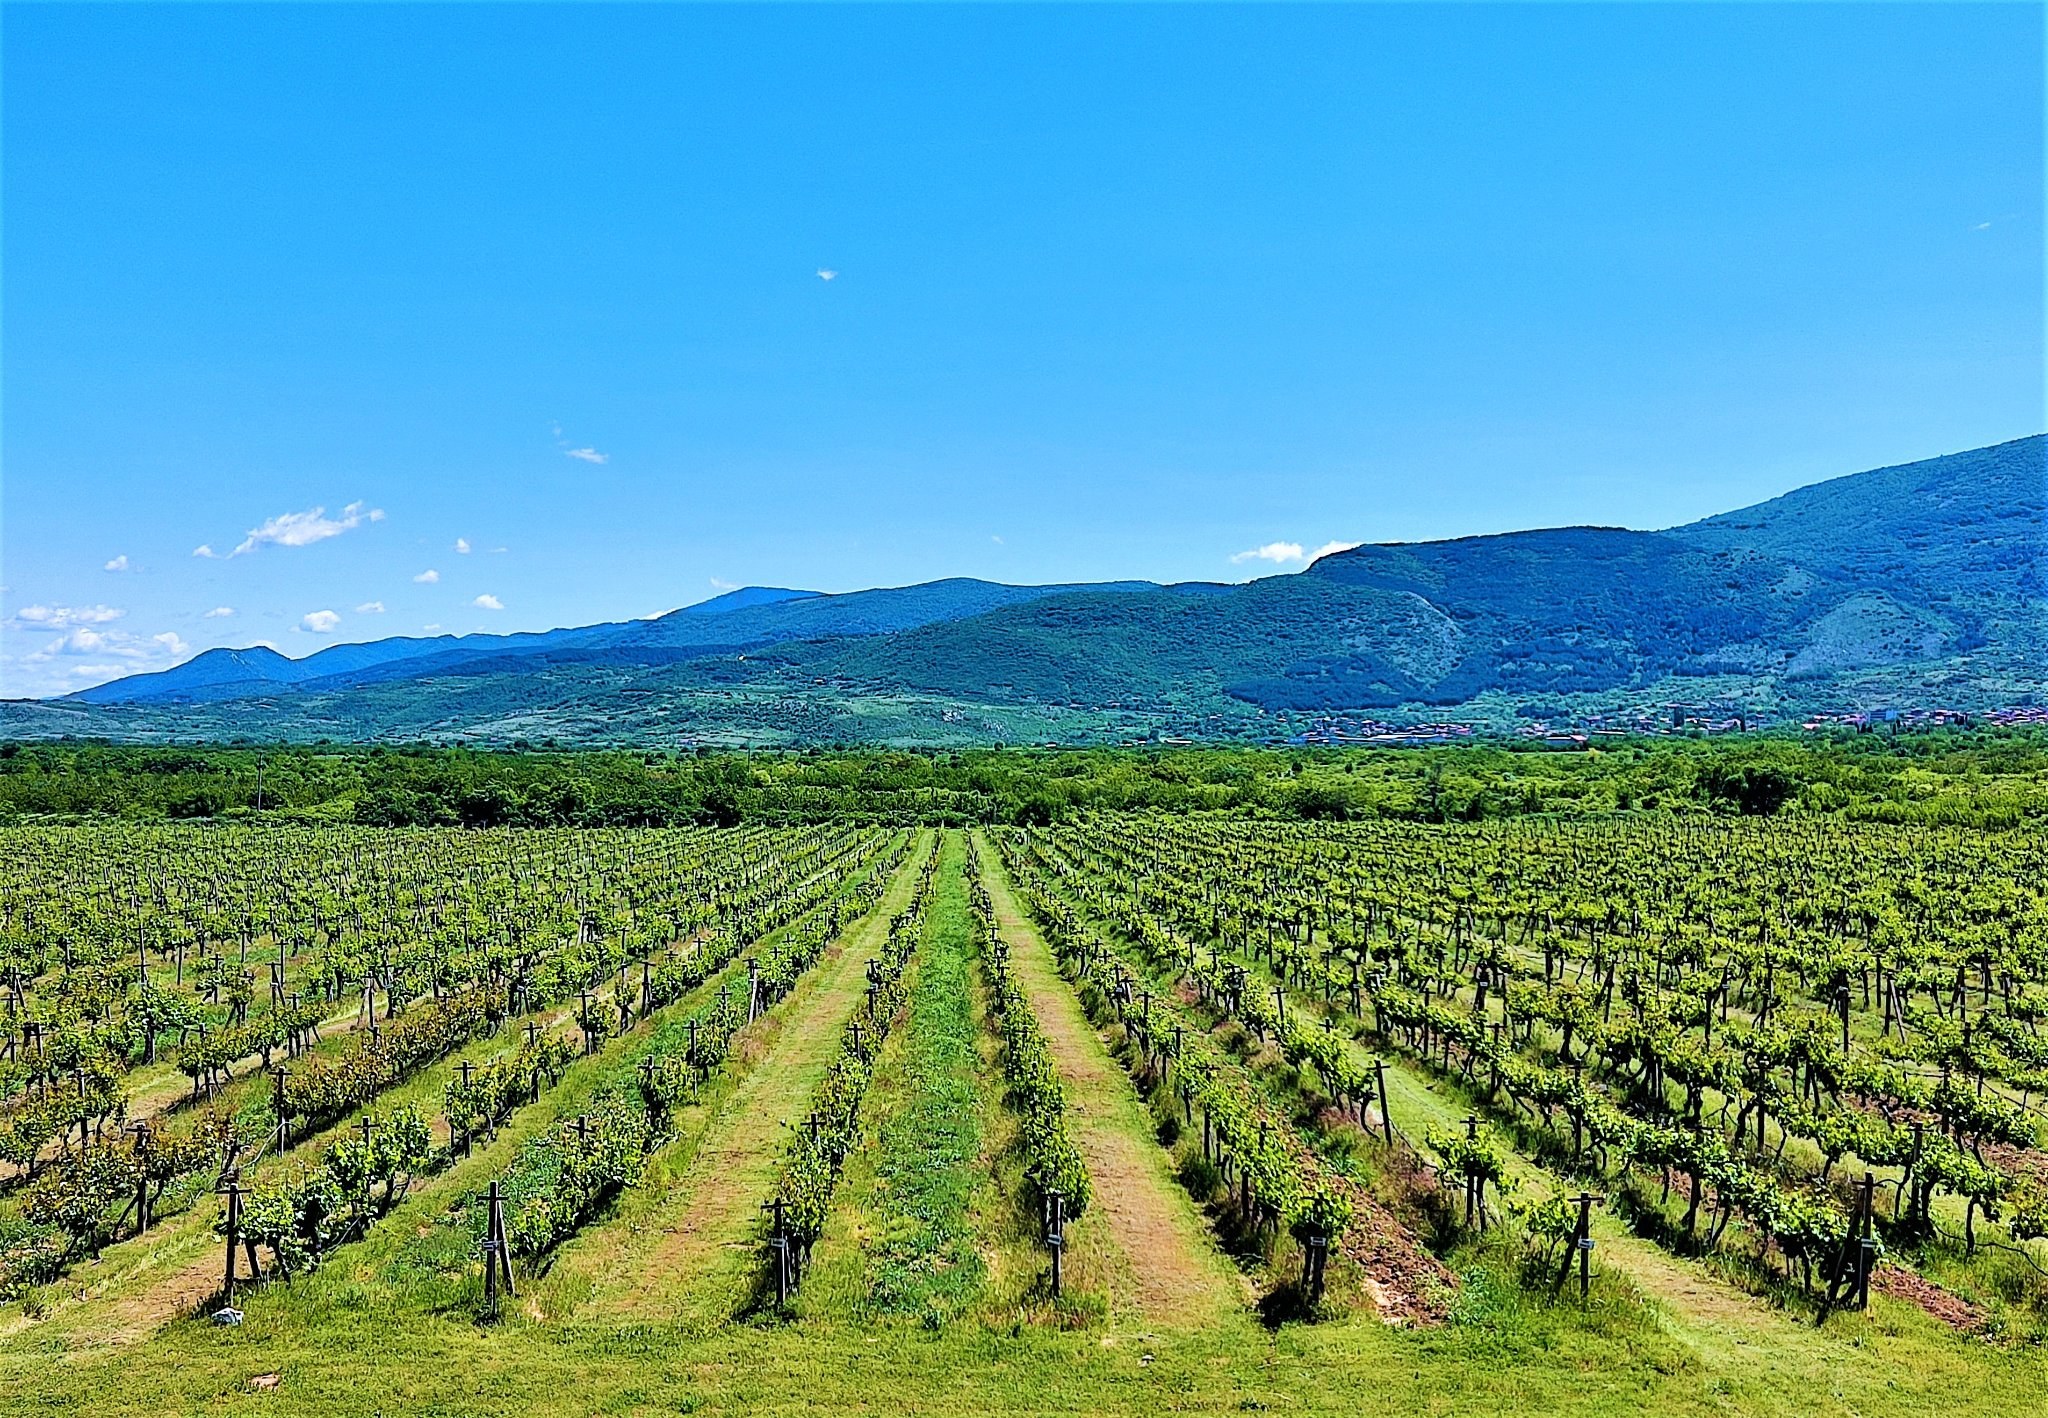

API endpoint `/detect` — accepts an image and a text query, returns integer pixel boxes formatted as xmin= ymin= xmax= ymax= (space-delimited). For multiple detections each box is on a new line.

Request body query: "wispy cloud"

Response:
xmin=193 ymin=544 xmax=218 ymax=559
xmin=13 ymin=604 xmax=125 ymax=629
xmin=454 ymin=537 xmax=472 ymax=554
xmin=552 ymin=420 xmax=609 ymax=464
xmin=231 ymin=501 xmax=384 ymax=556
xmin=413 ymin=569 xmax=440 ymax=584
xmin=204 ymin=606 xmax=235 ymax=618
xmin=473 ymin=594 xmax=504 ymax=611
xmin=104 ymin=555 xmax=131 ymax=572
xmin=816 ymin=268 xmax=838 ymax=281
xmin=301 ymin=609 xmax=342 ymax=633
xmin=709 ymin=577 xmax=738 ymax=591
xmin=356 ymin=601 xmax=386 ymax=614
xmin=1229 ymin=539 xmax=1360 ymax=567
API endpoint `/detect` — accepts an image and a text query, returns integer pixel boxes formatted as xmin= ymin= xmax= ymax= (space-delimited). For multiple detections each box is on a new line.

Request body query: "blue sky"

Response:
xmin=3 ymin=3 xmax=2041 ymax=697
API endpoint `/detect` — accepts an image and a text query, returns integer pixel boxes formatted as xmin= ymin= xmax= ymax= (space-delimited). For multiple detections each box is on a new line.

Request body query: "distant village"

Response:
xmin=1262 ymin=702 xmax=2044 ymax=750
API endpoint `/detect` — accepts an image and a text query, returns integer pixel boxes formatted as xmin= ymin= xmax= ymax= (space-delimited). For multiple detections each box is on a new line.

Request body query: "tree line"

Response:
xmin=0 ymin=729 xmax=2042 ymax=827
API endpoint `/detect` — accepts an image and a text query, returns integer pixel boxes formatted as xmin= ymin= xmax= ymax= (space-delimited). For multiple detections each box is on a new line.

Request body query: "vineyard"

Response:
xmin=0 ymin=811 xmax=2043 ymax=1415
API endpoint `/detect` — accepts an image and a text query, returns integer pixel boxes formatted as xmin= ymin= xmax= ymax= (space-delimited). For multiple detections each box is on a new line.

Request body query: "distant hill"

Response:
xmin=69 ymin=619 xmax=645 ymax=705
xmin=27 ymin=435 xmax=2043 ymax=746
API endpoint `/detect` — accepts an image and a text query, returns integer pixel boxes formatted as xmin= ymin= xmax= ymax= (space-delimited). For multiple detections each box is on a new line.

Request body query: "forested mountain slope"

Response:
xmin=31 ymin=435 xmax=2042 ymax=744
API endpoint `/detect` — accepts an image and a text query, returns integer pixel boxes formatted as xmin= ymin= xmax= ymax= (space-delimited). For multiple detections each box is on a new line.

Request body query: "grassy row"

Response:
xmin=860 ymin=834 xmax=988 ymax=1321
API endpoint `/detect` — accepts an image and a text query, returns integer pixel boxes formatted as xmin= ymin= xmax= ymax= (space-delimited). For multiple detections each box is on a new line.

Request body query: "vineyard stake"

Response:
xmin=1570 ymin=1193 xmax=1605 ymax=1299
xmin=271 ymin=1065 xmax=291 ymax=1152
xmin=483 ymin=1179 xmax=515 ymax=1313
xmin=1374 ymin=1058 xmax=1393 ymax=1146
xmin=220 ymin=1177 xmax=246 ymax=1301
xmin=1045 ymin=1189 xmax=1066 ymax=1299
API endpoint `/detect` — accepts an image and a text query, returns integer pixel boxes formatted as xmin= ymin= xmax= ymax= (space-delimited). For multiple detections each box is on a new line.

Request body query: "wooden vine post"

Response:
xmin=482 ymin=1179 xmax=516 ymax=1316
xmin=1572 ymin=1188 xmax=1605 ymax=1303
xmin=1373 ymin=1058 xmax=1394 ymax=1146
xmin=1819 ymin=1172 xmax=1879 ymax=1322
xmin=455 ymin=1059 xmax=476 ymax=1155
xmin=127 ymin=1121 xmax=154 ymax=1235
xmin=271 ymin=1064 xmax=291 ymax=1152
xmin=765 ymin=1196 xmax=792 ymax=1306
xmin=1044 ymin=1188 xmax=1067 ymax=1299
xmin=219 ymin=1173 xmax=258 ymax=1302
xmin=1303 ymin=1223 xmax=1329 ymax=1307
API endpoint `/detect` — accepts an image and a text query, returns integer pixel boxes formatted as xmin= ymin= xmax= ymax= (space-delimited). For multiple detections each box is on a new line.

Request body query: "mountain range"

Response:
xmin=11 ymin=435 xmax=2042 ymax=746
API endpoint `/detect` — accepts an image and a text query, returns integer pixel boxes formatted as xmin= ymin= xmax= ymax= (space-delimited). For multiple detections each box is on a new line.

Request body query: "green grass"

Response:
xmin=804 ymin=833 xmax=994 ymax=1324
xmin=855 ymin=834 xmax=989 ymax=1320
xmin=3 ymin=1275 xmax=2045 ymax=1418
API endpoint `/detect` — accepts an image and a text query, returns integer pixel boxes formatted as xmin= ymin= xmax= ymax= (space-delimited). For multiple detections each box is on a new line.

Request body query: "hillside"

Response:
xmin=22 ymin=435 xmax=2044 ymax=745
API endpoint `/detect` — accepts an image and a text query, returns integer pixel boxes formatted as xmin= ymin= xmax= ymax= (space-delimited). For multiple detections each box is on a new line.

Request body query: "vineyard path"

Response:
xmin=1369 ymin=1037 xmax=1875 ymax=1371
xmin=1204 ymin=899 xmax=1860 ymax=1355
xmin=560 ymin=835 xmax=930 ymax=1324
xmin=6 ymin=924 xmax=745 ymax=1348
xmin=12 ymin=982 xmax=613 ymax=1350
xmin=975 ymin=832 xmax=1242 ymax=1327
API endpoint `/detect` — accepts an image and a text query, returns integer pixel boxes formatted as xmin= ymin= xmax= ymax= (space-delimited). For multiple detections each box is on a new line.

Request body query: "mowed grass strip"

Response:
xmin=553 ymin=833 xmax=932 ymax=1325
xmin=831 ymin=831 xmax=991 ymax=1319
xmin=975 ymin=832 xmax=1241 ymax=1327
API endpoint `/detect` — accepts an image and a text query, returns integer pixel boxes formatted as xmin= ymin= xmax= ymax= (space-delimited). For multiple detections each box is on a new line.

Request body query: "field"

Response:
xmin=1 ymin=803 xmax=2045 ymax=1414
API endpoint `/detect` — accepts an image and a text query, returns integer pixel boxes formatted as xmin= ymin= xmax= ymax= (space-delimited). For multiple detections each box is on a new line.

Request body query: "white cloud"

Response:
xmin=301 ymin=610 xmax=342 ymax=633
xmin=193 ymin=544 xmax=218 ymax=559
xmin=413 ymin=569 xmax=440 ymax=584
xmin=991 ymin=534 xmax=1005 ymax=545
xmin=1229 ymin=539 xmax=1361 ymax=567
xmin=13 ymin=604 xmax=125 ymax=629
xmin=1973 ymin=221 xmax=1993 ymax=231
xmin=817 ymin=268 xmax=838 ymax=281
xmin=231 ymin=501 xmax=385 ymax=556
xmin=104 ymin=555 xmax=131 ymax=572
xmin=204 ymin=606 xmax=235 ymax=618
xmin=356 ymin=600 xmax=387 ymax=614
xmin=32 ymin=628 xmax=114 ymax=659
xmin=709 ymin=577 xmax=737 ymax=591
xmin=454 ymin=537 xmax=472 ymax=554
xmin=1231 ymin=541 xmax=1307 ymax=565
xmin=27 ymin=624 xmax=183 ymax=664
xmin=13 ymin=621 xmax=195 ymax=693
xmin=473 ymin=594 xmax=504 ymax=611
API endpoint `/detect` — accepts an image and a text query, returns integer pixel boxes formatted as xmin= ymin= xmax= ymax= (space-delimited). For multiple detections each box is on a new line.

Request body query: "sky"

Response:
xmin=2 ymin=3 xmax=2041 ymax=698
